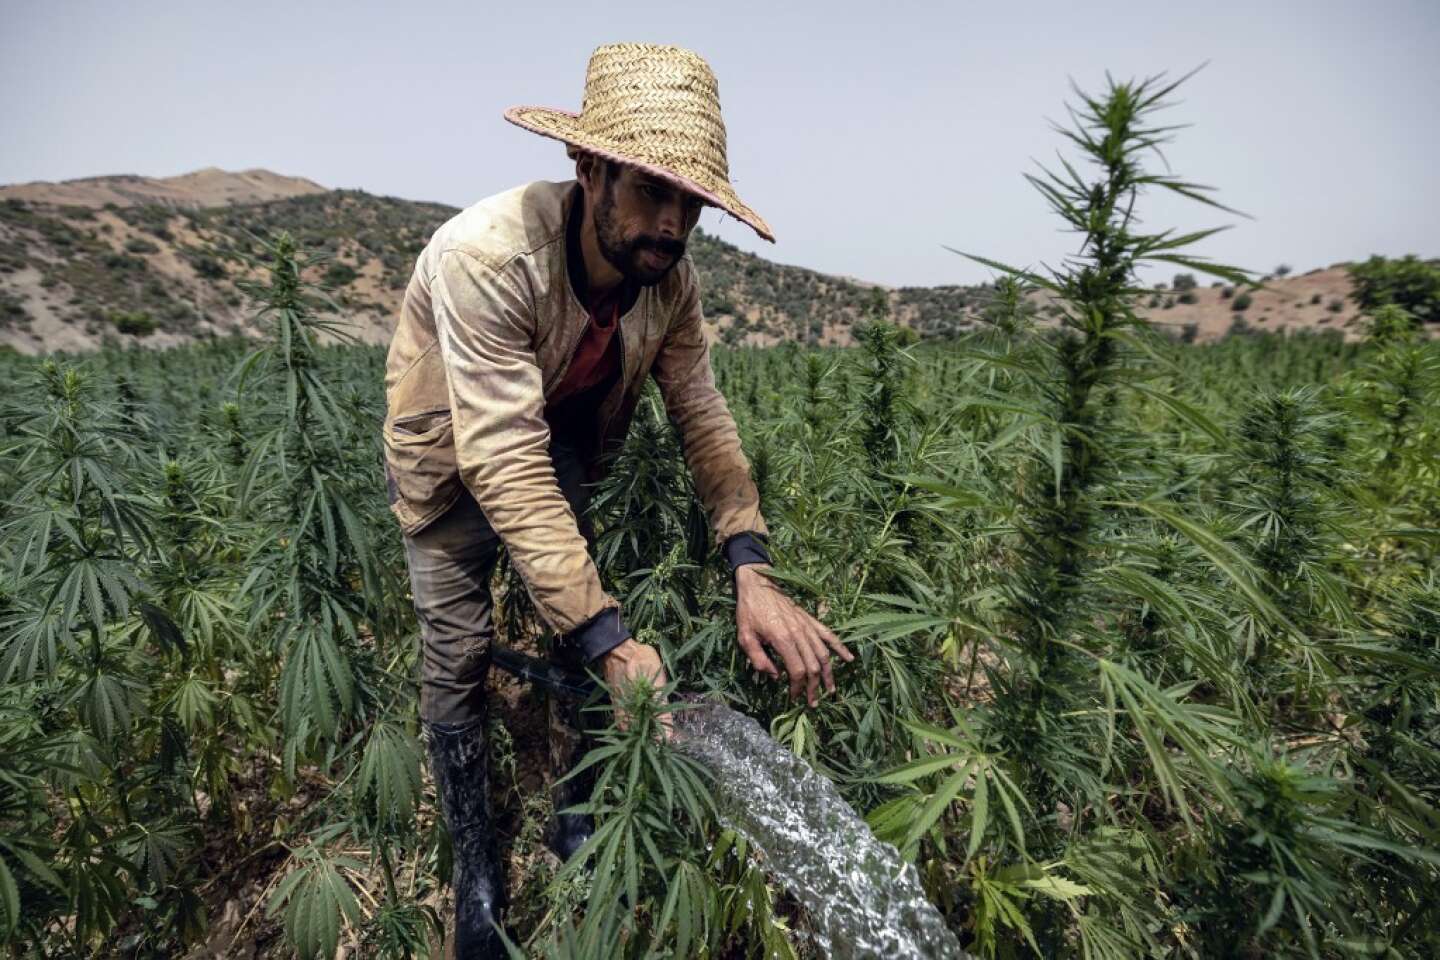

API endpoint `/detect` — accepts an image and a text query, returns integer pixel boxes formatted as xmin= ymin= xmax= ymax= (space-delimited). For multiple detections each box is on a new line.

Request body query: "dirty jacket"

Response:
xmin=383 ymin=178 xmax=771 ymax=661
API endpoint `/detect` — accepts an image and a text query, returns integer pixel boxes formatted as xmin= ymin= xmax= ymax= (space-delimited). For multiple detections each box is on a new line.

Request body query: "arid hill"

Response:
xmin=0 ymin=167 xmax=1389 ymax=356
xmin=0 ymin=167 xmax=327 ymax=210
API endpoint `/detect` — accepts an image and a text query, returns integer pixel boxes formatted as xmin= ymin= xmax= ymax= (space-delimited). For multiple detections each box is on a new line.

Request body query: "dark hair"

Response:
xmin=574 ymin=148 xmax=623 ymax=187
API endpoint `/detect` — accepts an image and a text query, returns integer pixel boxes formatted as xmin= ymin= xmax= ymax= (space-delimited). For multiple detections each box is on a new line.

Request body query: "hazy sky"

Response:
xmin=3 ymin=1 xmax=1436 ymax=288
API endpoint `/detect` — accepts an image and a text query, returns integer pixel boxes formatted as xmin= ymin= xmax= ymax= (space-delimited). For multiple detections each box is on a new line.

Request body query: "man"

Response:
xmin=382 ymin=42 xmax=852 ymax=956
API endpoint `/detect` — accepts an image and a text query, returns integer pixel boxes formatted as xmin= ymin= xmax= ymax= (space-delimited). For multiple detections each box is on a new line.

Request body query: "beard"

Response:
xmin=592 ymin=174 xmax=684 ymax=287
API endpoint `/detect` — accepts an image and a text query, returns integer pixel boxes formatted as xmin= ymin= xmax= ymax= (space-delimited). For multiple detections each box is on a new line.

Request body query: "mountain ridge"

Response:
xmin=0 ymin=167 xmax=1381 ymax=355
xmin=0 ymin=167 xmax=328 ymax=211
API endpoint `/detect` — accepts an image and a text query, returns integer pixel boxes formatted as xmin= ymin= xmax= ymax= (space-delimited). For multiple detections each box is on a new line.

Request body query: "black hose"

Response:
xmin=490 ymin=644 xmax=599 ymax=700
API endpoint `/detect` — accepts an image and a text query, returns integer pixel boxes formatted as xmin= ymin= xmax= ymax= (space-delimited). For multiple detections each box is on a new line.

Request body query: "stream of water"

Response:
xmin=671 ymin=699 xmax=970 ymax=959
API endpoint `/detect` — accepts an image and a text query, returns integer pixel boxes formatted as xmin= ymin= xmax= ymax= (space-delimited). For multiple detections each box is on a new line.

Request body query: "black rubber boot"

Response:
xmin=425 ymin=715 xmax=506 ymax=959
xmin=544 ymin=687 xmax=601 ymax=863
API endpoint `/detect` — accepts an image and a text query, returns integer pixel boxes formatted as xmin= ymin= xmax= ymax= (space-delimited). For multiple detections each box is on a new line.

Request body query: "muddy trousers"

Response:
xmin=404 ymin=432 xmax=605 ymax=957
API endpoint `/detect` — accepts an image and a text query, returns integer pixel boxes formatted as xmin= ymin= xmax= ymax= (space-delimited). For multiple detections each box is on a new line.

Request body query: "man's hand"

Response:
xmin=734 ymin=564 xmax=854 ymax=707
xmin=599 ymin=638 xmax=673 ymax=742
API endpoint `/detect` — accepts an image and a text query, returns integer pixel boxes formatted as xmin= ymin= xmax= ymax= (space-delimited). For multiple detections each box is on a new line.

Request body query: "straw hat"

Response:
xmin=504 ymin=42 xmax=775 ymax=243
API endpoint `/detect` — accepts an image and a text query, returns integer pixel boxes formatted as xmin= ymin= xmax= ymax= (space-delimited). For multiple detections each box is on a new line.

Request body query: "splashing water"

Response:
xmin=672 ymin=699 xmax=969 ymax=959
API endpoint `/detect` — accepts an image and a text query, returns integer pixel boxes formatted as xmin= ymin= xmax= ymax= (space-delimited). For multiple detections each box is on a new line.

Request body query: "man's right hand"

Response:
xmin=599 ymin=638 xmax=673 ymax=742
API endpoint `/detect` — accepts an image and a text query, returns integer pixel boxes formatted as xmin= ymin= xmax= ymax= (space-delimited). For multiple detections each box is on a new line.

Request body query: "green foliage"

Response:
xmin=546 ymin=683 xmax=722 ymax=955
xmin=2 ymin=69 xmax=1437 ymax=960
xmin=1348 ymin=254 xmax=1440 ymax=325
xmin=0 ymin=234 xmax=432 ymax=957
xmin=266 ymin=845 xmax=365 ymax=960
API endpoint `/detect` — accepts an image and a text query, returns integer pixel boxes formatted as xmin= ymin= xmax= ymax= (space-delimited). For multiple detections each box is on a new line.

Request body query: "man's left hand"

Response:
xmin=734 ymin=564 xmax=854 ymax=707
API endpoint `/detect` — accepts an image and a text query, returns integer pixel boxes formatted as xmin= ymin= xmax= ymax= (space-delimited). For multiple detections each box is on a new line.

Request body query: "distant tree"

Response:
xmin=1173 ymin=272 xmax=1198 ymax=291
xmin=1348 ymin=254 xmax=1440 ymax=324
xmin=1232 ymin=291 xmax=1253 ymax=312
xmin=1274 ymin=263 xmax=1292 ymax=277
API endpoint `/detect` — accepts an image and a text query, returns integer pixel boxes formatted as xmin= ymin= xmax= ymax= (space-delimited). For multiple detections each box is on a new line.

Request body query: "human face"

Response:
xmin=590 ymin=163 xmax=705 ymax=287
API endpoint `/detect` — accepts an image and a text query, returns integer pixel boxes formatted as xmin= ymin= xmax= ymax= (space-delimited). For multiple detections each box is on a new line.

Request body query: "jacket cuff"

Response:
xmin=563 ymin=605 xmax=632 ymax=664
xmin=722 ymin=531 xmax=772 ymax=572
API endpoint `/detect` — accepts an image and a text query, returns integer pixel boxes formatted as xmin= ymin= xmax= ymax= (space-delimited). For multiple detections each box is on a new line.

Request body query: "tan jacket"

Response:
xmin=383 ymin=178 xmax=769 ymax=647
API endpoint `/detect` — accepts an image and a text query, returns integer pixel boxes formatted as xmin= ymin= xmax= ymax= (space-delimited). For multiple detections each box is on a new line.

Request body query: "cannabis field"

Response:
xmin=2 ymin=73 xmax=1438 ymax=959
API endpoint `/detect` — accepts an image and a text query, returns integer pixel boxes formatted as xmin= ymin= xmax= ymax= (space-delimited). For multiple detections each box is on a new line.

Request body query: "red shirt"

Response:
xmin=544 ymin=282 xmax=625 ymax=418
xmin=546 ymin=183 xmax=638 ymax=446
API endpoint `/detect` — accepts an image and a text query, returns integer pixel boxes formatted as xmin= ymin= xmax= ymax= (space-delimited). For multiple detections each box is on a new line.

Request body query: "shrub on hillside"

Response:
xmin=1232 ymin=291 xmax=1253 ymax=311
xmin=109 ymin=310 xmax=157 ymax=336
xmin=323 ymin=262 xmax=359 ymax=287
xmin=0 ymin=291 xmax=27 ymax=328
xmin=102 ymin=252 xmax=147 ymax=272
xmin=188 ymin=253 xmax=227 ymax=279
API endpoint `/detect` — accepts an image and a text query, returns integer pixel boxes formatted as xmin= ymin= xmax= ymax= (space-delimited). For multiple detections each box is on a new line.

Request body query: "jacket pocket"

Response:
xmin=383 ymin=407 xmax=460 ymax=524
xmin=391 ymin=408 xmax=452 ymax=441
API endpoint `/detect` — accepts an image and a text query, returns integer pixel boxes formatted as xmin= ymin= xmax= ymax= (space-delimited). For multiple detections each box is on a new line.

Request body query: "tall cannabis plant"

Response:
xmin=949 ymin=67 xmax=1249 ymax=821
xmin=867 ymin=68 xmax=1285 ymax=956
xmin=234 ymin=234 xmax=430 ymax=959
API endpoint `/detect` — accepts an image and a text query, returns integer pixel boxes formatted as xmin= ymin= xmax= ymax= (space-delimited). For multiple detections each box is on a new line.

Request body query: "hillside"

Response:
xmin=0 ymin=167 xmax=326 ymax=210
xmin=0 ymin=167 xmax=1385 ymax=355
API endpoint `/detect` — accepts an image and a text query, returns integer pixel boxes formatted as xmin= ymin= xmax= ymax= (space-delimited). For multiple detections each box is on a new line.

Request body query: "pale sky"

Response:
xmin=3 ymin=0 xmax=1436 ymax=288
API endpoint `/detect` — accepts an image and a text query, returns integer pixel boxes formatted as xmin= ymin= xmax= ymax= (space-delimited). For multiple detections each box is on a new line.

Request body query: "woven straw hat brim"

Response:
xmin=505 ymin=104 xmax=775 ymax=244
